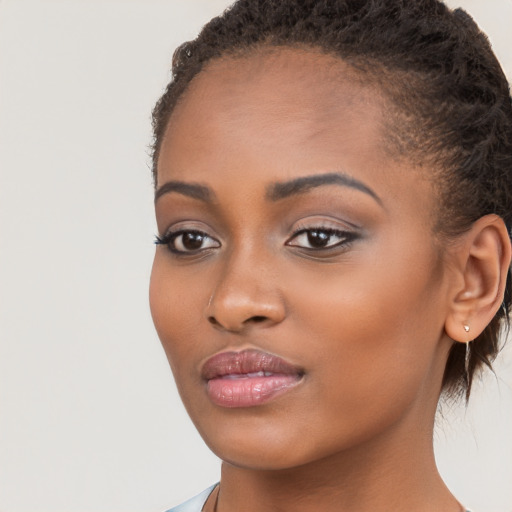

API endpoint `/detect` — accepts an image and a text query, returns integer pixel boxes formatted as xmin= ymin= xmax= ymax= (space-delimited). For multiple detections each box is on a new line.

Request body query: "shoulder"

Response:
xmin=164 ymin=484 xmax=218 ymax=512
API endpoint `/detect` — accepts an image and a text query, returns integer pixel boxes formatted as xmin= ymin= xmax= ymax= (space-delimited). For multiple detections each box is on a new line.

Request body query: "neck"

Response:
xmin=216 ymin=403 xmax=461 ymax=512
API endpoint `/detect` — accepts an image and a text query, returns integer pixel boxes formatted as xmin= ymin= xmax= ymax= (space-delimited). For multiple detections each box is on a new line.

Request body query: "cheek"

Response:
xmin=284 ymin=248 xmax=444 ymax=424
xmin=149 ymin=253 xmax=206 ymax=377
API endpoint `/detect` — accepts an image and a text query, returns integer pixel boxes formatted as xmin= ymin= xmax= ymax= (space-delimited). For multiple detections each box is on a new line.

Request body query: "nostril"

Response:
xmin=248 ymin=315 xmax=267 ymax=323
xmin=206 ymin=314 xmax=271 ymax=330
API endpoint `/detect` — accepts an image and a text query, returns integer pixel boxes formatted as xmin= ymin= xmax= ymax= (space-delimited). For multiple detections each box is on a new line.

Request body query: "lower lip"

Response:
xmin=206 ymin=374 xmax=302 ymax=408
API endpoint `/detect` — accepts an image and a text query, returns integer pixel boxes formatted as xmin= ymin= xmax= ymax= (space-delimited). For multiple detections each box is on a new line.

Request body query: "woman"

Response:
xmin=149 ymin=1 xmax=512 ymax=511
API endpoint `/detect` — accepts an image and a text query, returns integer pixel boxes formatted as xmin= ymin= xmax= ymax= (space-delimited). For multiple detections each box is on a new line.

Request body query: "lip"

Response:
xmin=201 ymin=349 xmax=304 ymax=408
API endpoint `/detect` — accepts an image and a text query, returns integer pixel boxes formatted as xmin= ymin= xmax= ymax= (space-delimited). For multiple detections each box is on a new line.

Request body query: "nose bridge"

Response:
xmin=206 ymin=241 xmax=285 ymax=331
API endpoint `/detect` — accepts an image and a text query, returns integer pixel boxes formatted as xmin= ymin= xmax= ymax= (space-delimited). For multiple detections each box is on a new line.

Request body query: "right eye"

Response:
xmin=155 ymin=230 xmax=221 ymax=254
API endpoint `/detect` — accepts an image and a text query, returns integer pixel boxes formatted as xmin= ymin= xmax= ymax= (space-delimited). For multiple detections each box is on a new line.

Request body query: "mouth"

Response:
xmin=201 ymin=349 xmax=304 ymax=408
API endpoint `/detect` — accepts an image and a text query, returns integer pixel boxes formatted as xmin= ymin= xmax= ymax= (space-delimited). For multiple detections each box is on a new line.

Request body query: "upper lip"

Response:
xmin=201 ymin=349 xmax=304 ymax=380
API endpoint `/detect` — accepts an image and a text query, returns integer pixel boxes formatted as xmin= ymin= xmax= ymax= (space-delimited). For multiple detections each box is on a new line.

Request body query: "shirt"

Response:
xmin=165 ymin=484 xmax=218 ymax=512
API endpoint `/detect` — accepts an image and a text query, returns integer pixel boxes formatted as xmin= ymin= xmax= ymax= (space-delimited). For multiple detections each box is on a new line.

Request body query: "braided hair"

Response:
xmin=152 ymin=0 xmax=512 ymax=400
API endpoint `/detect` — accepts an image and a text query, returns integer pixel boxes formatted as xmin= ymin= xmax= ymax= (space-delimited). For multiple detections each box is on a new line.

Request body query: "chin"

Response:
xmin=191 ymin=412 xmax=351 ymax=473
xmin=208 ymin=437 xmax=316 ymax=472
xmin=189 ymin=409 xmax=317 ymax=470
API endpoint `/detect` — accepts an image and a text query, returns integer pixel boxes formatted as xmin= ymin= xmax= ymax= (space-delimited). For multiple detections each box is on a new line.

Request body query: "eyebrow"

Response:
xmin=155 ymin=172 xmax=382 ymax=206
xmin=154 ymin=180 xmax=214 ymax=204
xmin=266 ymin=172 xmax=382 ymax=206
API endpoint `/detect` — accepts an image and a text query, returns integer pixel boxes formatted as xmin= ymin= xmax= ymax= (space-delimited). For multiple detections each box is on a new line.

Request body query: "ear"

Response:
xmin=444 ymin=215 xmax=511 ymax=343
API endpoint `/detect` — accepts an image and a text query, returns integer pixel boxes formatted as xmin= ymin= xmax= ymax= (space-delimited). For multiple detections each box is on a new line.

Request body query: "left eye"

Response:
xmin=286 ymin=228 xmax=353 ymax=249
xmin=155 ymin=230 xmax=220 ymax=254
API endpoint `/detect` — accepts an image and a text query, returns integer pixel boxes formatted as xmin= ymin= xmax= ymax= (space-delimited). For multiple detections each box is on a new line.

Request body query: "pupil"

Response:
xmin=183 ymin=232 xmax=204 ymax=250
xmin=307 ymin=230 xmax=329 ymax=247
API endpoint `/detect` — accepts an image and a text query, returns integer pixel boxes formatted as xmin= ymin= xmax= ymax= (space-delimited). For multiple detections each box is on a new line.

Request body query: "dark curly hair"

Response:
xmin=151 ymin=0 xmax=512 ymax=400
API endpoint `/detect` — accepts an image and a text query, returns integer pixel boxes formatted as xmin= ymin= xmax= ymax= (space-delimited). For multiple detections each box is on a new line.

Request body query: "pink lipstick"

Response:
xmin=201 ymin=349 xmax=304 ymax=408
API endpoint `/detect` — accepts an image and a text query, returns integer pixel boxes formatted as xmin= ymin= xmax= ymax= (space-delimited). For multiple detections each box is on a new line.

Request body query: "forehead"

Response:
xmin=181 ymin=47 xmax=377 ymax=115
xmin=159 ymin=47 xmax=387 ymax=174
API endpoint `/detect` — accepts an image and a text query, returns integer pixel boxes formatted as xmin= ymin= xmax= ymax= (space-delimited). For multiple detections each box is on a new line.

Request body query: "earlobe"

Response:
xmin=444 ymin=215 xmax=511 ymax=343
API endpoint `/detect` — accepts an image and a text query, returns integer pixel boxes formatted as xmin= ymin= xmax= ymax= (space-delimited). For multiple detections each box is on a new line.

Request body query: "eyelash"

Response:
xmin=154 ymin=226 xmax=357 ymax=255
xmin=154 ymin=230 xmax=220 ymax=255
xmin=286 ymin=227 xmax=357 ymax=251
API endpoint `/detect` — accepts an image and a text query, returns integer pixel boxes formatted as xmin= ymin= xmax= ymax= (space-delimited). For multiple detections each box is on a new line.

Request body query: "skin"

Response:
xmin=149 ymin=48 xmax=507 ymax=511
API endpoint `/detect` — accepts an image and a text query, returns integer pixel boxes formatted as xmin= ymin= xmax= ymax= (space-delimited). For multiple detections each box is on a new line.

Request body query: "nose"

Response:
xmin=205 ymin=256 xmax=286 ymax=333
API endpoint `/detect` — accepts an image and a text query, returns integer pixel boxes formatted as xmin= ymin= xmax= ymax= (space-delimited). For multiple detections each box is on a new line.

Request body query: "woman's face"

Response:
xmin=150 ymin=48 xmax=455 ymax=470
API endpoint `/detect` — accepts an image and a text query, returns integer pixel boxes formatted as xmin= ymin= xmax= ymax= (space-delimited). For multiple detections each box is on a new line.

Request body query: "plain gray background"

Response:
xmin=0 ymin=1 xmax=511 ymax=511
